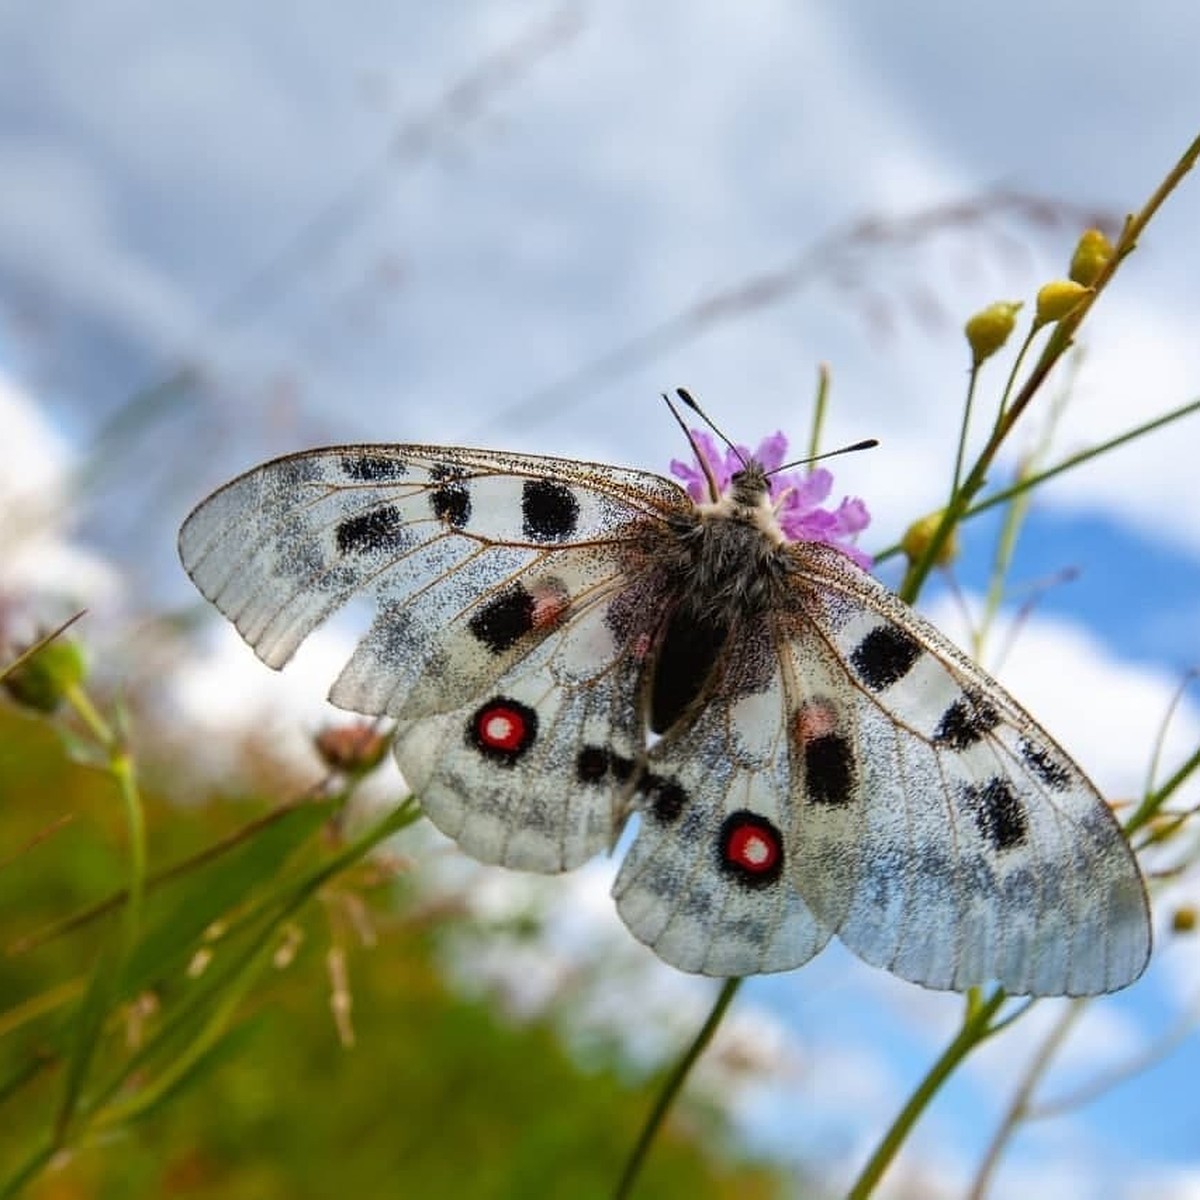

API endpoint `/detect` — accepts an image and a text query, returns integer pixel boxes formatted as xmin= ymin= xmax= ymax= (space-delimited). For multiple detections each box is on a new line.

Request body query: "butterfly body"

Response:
xmin=179 ymin=439 xmax=1151 ymax=995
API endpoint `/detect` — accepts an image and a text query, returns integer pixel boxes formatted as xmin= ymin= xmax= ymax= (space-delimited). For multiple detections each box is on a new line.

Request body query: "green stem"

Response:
xmin=846 ymin=989 xmax=1008 ymax=1199
xmin=808 ymin=363 xmax=831 ymax=462
xmin=951 ymin=364 xmax=981 ymax=500
xmin=875 ymin=393 xmax=1200 ymax=566
xmin=901 ymin=132 xmax=1200 ymax=603
xmin=995 ymin=326 xmax=1038 ymax=423
xmin=1125 ymin=741 xmax=1200 ymax=838
xmin=967 ymin=1001 xmax=1081 ymax=1200
xmin=612 ymin=978 xmax=742 ymax=1200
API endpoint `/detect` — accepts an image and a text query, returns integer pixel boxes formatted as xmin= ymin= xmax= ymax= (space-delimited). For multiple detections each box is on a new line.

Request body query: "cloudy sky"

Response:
xmin=3 ymin=3 xmax=1200 ymax=1196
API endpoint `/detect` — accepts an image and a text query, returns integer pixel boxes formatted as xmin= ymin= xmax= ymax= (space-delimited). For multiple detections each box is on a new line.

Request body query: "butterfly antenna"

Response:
xmin=662 ymin=389 xmax=723 ymax=502
xmin=769 ymin=438 xmax=879 ymax=477
xmin=674 ymin=388 xmax=748 ymax=469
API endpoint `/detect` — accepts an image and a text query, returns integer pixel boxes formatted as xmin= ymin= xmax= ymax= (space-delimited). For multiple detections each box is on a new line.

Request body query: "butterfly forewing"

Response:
xmin=178 ymin=444 xmax=690 ymax=674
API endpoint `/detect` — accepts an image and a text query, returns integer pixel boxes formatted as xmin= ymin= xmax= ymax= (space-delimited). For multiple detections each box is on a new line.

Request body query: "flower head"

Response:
xmin=670 ymin=430 xmax=872 ymax=569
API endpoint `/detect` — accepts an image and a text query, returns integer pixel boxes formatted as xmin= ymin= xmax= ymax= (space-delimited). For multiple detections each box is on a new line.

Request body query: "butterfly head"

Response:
xmin=670 ymin=429 xmax=874 ymax=568
xmin=727 ymin=460 xmax=772 ymax=509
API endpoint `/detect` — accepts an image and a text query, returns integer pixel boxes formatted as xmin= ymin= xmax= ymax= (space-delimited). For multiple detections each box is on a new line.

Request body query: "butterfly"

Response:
xmin=178 ymin=415 xmax=1151 ymax=996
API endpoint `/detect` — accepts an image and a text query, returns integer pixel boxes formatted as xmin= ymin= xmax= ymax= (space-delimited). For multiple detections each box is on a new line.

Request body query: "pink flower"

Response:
xmin=670 ymin=430 xmax=873 ymax=569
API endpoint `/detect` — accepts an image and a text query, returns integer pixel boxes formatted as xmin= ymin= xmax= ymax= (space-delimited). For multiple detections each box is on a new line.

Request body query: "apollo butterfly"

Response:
xmin=178 ymin=399 xmax=1150 ymax=995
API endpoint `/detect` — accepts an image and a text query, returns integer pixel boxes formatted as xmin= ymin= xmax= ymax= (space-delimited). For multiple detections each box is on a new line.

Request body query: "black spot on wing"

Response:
xmin=851 ymin=624 xmax=922 ymax=690
xmin=642 ymin=773 xmax=687 ymax=823
xmin=934 ymin=690 xmax=1002 ymax=749
xmin=340 ymin=453 xmax=407 ymax=481
xmin=335 ymin=505 xmax=410 ymax=554
xmin=962 ymin=777 xmax=1028 ymax=852
xmin=1019 ymin=739 xmax=1073 ymax=791
xmin=522 ymin=478 xmax=580 ymax=541
xmin=468 ymin=586 xmax=536 ymax=654
xmin=426 ymin=462 xmax=471 ymax=527
xmin=576 ymin=745 xmax=609 ymax=783
xmin=805 ymin=733 xmax=856 ymax=806
xmin=430 ymin=481 xmax=471 ymax=528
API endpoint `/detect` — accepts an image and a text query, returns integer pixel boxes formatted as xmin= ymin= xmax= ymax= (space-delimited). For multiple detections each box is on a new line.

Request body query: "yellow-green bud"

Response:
xmin=965 ymin=301 xmax=1022 ymax=367
xmin=1172 ymin=906 xmax=1197 ymax=935
xmin=2 ymin=637 xmax=87 ymax=713
xmin=1069 ymin=229 xmax=1114 ymax=287
xmin=901 ymin=510 xmax=959 ymax=567
xmin=1034 ymin=280 xmax=1091 ymax=328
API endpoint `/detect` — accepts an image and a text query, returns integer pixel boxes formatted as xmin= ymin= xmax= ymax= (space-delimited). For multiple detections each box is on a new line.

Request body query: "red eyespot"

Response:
xmin=468 ymin=697 xmax=538 ymax=763
xmin=719 ymin=811 xmax=783 ymax=887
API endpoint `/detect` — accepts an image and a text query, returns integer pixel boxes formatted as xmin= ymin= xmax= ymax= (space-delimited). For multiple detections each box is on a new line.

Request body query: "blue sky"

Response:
xmin=3 ymin=4 xmax=1200 ymax=1196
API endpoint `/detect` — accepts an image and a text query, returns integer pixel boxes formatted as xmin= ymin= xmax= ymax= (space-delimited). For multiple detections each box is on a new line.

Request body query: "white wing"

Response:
xmin=613 ymin=621 xmax=834 ymax=976
xmin=178 ymin=443 xmax=686 ymax=678
xmin=617 ymin=544 xmax=1149 ymax=993
xmin=179 ymin=443 xmax=690 ymax=871
xmin=785 ymin=543 xmax=1150 ymax=996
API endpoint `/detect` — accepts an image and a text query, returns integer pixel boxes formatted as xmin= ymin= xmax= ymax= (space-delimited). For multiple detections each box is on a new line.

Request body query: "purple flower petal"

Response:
xmin=672 ymin=428 xmax=873 ymax=568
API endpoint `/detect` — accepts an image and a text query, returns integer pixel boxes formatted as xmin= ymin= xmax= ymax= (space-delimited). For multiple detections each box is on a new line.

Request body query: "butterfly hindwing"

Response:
xmin=392 ymin=632 xmax=645 ymax=873
xmin=785 ymin=542 xmax=1151 ymax=995
xmin=614 ymin=619 xmax=834 ymax=975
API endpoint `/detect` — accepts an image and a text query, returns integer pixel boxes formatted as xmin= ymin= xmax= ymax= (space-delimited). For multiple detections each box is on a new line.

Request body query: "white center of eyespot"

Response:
xmin=742 ymin=835 xmax=770 ymax=866
xmin=484 ymin=714 xmax=515 ymax=742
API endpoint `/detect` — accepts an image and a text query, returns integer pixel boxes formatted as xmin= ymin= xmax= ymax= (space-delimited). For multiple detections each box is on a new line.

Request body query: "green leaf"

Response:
xmin=53 ymin=924 xmax=123 ymax=1143
xmin=118 ymin=799 xmax=335 ymax=998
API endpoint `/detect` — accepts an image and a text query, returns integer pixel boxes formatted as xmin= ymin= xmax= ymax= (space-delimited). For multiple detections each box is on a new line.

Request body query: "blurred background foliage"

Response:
xmin=0 ymin=701 xmax=784 ymax=1198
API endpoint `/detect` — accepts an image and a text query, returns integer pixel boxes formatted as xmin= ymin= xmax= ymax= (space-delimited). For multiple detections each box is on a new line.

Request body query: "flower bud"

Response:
xmin=1034 ymin=280 xmax=1091 ymax=328
xmin=1172 ymin=906 xmax=1197 ymax=935
xmin=901 ymin=510 xmax=959 ymax=567
xmin=1069 ymin=229 xmax=1114 ymax=287
xmin=313 ymin=721 xmax=390 ymax=776
xmin=2 ymin=637 xmax=87 ymax=713
xmin=965 ymin=302 xmax=1022 ymax=367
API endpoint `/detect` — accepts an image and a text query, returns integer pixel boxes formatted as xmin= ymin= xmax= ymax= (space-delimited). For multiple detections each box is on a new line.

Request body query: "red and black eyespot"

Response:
xmin=466 ymin=697 xmax=538 ymax=765
xmin=717 ymin=811 xmax=783 ymax=888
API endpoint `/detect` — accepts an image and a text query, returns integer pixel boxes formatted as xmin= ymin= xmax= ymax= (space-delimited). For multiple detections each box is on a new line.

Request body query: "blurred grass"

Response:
xmin=0 ymin=705 xmax=782 ymax=1198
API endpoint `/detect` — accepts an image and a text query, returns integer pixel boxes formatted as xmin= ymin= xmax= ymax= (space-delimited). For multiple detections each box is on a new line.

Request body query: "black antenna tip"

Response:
xmin=675 ymin=387 xmax=700 ymax=412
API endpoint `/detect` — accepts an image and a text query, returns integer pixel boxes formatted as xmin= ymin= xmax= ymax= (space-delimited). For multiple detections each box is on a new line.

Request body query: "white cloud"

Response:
xmin=923 ymin=594 xmax=1200 ymax=803
xmin=0 ymin=371 xmax=123 ymax=613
